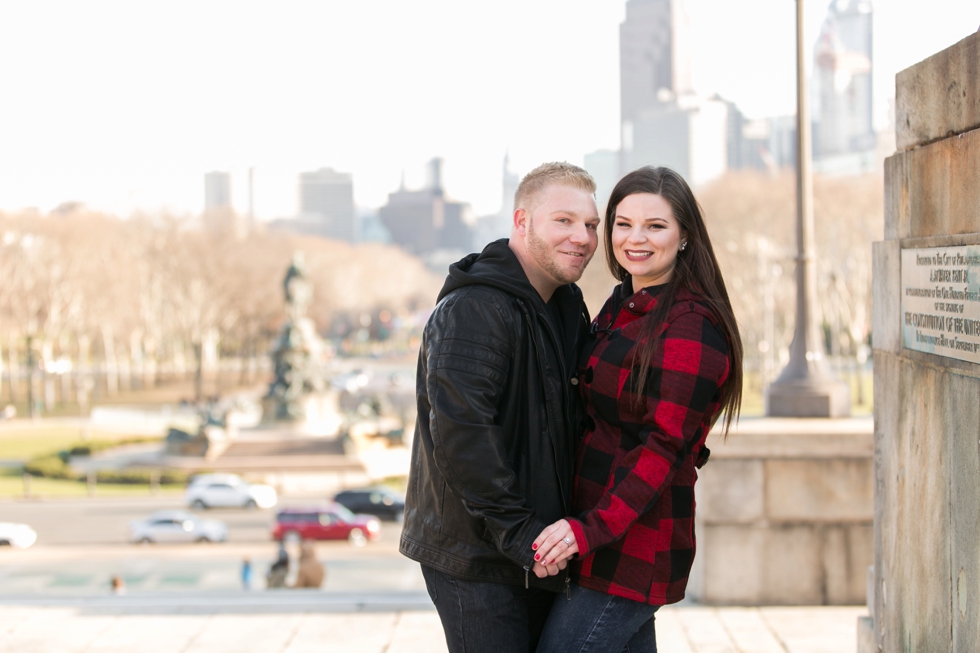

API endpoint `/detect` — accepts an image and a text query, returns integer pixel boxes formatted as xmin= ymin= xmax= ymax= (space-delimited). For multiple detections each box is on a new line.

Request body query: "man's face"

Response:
xmin=523 ymin=184 xmax=600 ymax=287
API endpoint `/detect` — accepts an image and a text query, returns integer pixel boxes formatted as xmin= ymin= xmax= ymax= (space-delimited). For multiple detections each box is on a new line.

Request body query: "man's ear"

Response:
xmin=513 ymin=208 xmax=528 ymax=235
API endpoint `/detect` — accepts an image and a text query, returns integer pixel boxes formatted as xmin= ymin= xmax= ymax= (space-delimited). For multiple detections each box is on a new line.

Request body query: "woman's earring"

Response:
xmin=680 ymin=241 xmax=688 ymax=251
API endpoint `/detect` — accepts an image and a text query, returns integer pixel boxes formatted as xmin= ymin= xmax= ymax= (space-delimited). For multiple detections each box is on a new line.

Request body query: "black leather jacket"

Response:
xmin=399 ymin=240 xmax=589 ymax=591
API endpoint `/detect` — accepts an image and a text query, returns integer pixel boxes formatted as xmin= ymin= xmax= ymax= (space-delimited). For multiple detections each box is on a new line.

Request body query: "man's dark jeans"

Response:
xmin=421 ymin=565 xmax=555 ymax=653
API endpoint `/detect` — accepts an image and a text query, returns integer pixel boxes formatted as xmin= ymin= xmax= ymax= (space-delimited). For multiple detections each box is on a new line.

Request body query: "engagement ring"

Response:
xmin=563 ymin=537 xmax=572 ymax=546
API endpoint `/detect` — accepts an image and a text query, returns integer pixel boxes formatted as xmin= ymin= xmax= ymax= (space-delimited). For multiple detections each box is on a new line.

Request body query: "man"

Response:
xmin=400 ymin=162 xmax=600 ymax=653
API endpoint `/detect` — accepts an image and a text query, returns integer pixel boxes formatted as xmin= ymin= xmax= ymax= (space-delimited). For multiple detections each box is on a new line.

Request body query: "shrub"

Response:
xmin=24 ymin=454 xmax=74 ymax=480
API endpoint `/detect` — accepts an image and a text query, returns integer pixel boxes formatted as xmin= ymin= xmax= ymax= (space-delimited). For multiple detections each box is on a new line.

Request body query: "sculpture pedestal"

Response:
xmin=260 ymin=392 xmax=343 ymax=437
xmin=687 ymin=416 xmax=873 ymax=605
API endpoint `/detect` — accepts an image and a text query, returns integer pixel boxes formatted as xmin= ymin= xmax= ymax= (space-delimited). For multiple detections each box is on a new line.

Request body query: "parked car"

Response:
xmin=130 ymin=510 xmax=227 ymax=544
xmin=272 ymin=504 xmax=380 ymax=546
xmin=185 ymin=473 xmax=277 ymax=510
xmin=0 ymin=522 xmax=37 ymax=548
xmin=332 ymin=487 xmax=405 ymax=521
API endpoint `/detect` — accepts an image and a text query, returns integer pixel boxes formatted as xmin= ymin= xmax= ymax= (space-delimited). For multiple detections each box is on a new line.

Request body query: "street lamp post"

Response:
xmin=765 ymin=0 xmax=851 ymax=417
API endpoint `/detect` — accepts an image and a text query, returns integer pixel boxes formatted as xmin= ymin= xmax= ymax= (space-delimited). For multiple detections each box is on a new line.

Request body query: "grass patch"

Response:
xmin=0 ymin=427 xmax=152 ymax=460
xmin=0 ymin=467 xmax=183 ymax=498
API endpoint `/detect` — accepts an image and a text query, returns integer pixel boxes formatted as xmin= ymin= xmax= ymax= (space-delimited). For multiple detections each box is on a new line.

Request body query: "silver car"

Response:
xmin=129 ymin=510 xmax=227 ymax=544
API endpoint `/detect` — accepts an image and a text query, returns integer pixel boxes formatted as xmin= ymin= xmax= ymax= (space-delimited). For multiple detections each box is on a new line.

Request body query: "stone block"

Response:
xmin=823 ymin=524 xmax=874 ymax=605
xmin=887 ymin=360 xmax=952 ymax=653
xmin=695 ymin=524 xmax=765 ymax=605
xmin=857 ymin=616 xmax=875 ymax=653
xmin=907 ymin=128 xmax=980 ymax=239
xmin=884 ymin=152 xmax=911 ymax=240
xmin=762 ymin=525 xmax=825 ymax=605
xmin=872 ymin=351 xmax=900 ymax=651
xmin=872 ymin=240 xmax=901 ymax=355
xmin=947 ymin=373 xmax=980 ymax=653
xmin=695 ymin=459 xmax=764 ymax=523
xmin=897 ymin=31 xmax=980 ymax=151
xmin=695 ymin=523 xmax=827 ymax=605
xmin=766 ymin=458 xmax=873 ymax=522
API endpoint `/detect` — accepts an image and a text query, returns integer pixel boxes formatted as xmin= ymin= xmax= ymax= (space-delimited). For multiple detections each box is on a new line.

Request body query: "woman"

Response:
xmin=533 ymin=166 xmax=742 ymax=653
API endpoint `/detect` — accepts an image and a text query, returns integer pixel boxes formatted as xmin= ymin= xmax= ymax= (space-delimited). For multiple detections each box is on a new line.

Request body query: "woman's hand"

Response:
xmin=532 ymin=519 xmax=579 ymax=567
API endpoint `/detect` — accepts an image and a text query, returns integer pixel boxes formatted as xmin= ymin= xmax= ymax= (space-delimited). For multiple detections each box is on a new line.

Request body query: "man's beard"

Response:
xmin=526 ymin=218 xmax=585 ymax=286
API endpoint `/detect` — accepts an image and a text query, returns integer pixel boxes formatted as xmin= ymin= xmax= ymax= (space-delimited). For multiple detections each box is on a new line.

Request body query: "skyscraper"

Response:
xmin=298 ymin=167 xmax=356 ymax=242
xmin=204 ymin=171 xmax=231 ymax=212
xmin=814 ymin=0 xmax=874 ymax=157
xmin=619 ymin=0 xmax=729 ymax=187
xmin=619 ymin=0 xmax=693 ymax=129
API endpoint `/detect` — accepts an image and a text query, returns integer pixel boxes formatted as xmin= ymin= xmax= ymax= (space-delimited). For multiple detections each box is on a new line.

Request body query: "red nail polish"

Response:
xmin=531 ymin=543 xmax=538 ymax=550
xmin=534 ymin=554 xmax=540 ymax=561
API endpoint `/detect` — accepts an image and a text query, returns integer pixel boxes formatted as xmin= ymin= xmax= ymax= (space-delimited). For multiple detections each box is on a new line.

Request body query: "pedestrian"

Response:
xmin=266 ymin=544 xmax=289 ymax=589
xmin=292 ymin=541 xmax=325 ymax=588
xmin=532 ymin=166 xmax=743 ymax=653
xmin=399 ymin=162 xmax=600 ymax=653
xmin=110 ymin=575 xmax=125 ymax=595
xmin=241 ymin=556 xmax=252 ymax=590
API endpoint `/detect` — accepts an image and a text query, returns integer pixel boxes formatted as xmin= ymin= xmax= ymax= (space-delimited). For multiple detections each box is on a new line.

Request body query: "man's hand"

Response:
xmin=530 ymin=559 xmax=566 ymax=578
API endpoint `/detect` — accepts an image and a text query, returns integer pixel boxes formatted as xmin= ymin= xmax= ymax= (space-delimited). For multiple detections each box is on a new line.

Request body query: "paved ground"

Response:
xmin=0 ymin=497 xmax=868 ymax=651
xmin=0 ymin=595 xmax=867 ymax=653
xmin=0 ymin=544 xmax=424 ymax=594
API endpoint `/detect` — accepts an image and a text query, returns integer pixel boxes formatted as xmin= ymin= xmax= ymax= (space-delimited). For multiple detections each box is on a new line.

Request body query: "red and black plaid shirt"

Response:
xmin=567 ymin=283 xmax=730 ymax=605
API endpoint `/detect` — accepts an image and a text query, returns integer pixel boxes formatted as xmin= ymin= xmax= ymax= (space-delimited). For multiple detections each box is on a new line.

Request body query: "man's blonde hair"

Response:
xmin=514 ymin=162 xmax=596 ymax=212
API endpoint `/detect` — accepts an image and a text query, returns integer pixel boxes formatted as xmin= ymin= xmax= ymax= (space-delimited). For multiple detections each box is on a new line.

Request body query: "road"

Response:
xmin=0 ymin=495 xmax=306 ymax=546
xmin=0 ymin=496 xmax=421 ymax=595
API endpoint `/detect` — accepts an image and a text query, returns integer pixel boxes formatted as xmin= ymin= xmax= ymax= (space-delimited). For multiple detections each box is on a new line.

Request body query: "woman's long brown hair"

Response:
xmin=604 ymin=166 xmax=742 ymax=437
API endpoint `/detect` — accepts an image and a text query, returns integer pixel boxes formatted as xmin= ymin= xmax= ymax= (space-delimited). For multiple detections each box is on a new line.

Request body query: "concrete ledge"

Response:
xmin=707 ymin=417 xmax=873 ymax=459
xmin=897 ymin=31 xmax=980 ymax=150
xmin=693 ymin=418 xmax=873 ymax=606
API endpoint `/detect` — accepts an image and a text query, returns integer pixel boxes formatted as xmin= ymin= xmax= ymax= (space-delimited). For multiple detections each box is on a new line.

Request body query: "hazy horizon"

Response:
xmin=2 ymin=0 xmax=977 ymax=219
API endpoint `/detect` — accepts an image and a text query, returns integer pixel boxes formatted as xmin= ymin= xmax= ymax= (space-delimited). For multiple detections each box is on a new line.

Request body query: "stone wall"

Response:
xmin=688 ymin=417 xmax=873 ymax=605
xmin=871 ymin=31 xmax=980 ymax=653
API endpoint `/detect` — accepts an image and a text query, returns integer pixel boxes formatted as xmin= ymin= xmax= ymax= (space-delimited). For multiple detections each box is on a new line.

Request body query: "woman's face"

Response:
xmin=610 ymin=192 xmax=686 ymax=290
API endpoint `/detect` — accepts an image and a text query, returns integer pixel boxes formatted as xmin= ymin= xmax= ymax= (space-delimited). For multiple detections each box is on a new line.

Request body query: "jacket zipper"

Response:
xmin=524 ymin=566 xmax=530 ymax=589
xmin=564 ymin=576 xmax=571 ymax=600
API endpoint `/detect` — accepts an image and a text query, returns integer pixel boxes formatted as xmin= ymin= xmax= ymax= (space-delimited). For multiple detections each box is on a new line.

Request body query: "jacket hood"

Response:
xmin=438 ymin=239 xmax=580 ymax=307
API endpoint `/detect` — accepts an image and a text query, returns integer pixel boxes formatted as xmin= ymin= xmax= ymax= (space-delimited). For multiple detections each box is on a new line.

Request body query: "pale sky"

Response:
xmin=1 ymin=1 xmax=977 ymax=219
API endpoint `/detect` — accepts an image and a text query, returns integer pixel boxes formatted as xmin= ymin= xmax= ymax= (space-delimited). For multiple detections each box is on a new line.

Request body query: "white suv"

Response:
xmin=185 ymin=473 xmax=278 ymax=510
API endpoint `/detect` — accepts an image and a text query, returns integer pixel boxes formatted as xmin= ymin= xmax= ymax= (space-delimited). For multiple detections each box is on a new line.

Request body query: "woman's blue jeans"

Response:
xmin=535 ymin=584 xmax=659 ymax=653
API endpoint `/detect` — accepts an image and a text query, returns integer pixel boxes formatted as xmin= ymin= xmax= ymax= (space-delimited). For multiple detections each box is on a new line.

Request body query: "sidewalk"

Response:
xmin=0 ymin=592 xmax=866 ymax=652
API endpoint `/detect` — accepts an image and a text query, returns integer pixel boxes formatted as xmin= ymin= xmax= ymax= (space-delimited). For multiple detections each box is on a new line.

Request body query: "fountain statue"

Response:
xmin=261 ymin=253 xmax=336 ymax=430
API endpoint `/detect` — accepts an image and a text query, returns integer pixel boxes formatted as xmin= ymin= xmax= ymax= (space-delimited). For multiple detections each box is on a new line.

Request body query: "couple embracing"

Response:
xmin=400 ymin=162 xmax=743 ymax=653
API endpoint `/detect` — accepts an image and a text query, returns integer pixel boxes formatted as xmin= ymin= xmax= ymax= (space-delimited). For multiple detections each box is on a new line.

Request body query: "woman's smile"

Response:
xmin=611 ymin=193 xmax=685 ymax=289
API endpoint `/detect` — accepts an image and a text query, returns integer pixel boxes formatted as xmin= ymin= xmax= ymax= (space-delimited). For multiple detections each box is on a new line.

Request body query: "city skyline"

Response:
xmin=1 ymin=0 xmax=977 ymax=219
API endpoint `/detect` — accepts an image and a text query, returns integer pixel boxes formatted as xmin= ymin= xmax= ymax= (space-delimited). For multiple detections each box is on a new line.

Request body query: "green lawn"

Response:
xmin=0 ymin=467 xmax=183 ymax=498
xmin=0 ymin=426 xmax=154 ymax=460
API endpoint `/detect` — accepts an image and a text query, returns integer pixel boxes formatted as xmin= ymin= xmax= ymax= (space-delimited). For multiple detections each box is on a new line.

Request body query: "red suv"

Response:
xmin=272 ymin=504 xmax=381 ymax=546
